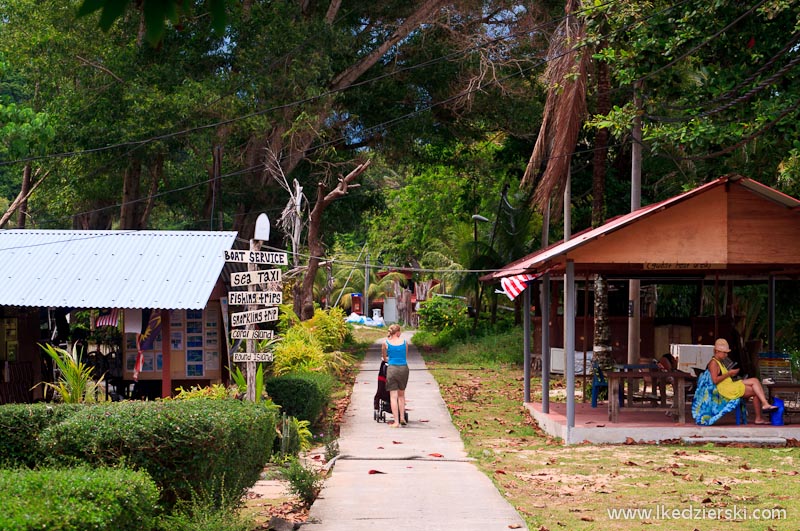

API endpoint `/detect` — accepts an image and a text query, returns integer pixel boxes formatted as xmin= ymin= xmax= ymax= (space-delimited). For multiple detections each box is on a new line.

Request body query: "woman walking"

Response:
xmin=381 ymin=324 xmax=409 ymax=428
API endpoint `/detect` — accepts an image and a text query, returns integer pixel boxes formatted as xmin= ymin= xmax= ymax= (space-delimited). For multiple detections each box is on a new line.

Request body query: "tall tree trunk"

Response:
xmin=16 ymin=164 xmax=31 ymax=228
xmin=202 ymin=145 xmax=223 ymax=224
xmin=138 ymin=154 xmax=162 ymax=229
xmin=120 ymin=160 xmax=142 ymax=229
xmin=296 ymin=160 xmax=371 ymax=320
xmin=0 ymin=168 xmax=48 ymax=228
xmin=592 ymin=42 xmax=613 ymax=368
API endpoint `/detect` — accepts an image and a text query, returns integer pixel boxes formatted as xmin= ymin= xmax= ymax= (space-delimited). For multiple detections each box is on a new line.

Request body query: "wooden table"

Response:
xmin=608 ymin=370 xmax=695 ymax=423
xmin=765 ymin=382 xmax=800 ymax=402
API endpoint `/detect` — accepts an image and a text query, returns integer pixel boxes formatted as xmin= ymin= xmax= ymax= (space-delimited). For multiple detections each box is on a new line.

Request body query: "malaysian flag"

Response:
xmin=500 ymin=274 xmax=538 ymax=301
xmin=95 ymin=308 xmax=119 ymax=328
xmin=134 ymin=309 xmax=162 ymax=381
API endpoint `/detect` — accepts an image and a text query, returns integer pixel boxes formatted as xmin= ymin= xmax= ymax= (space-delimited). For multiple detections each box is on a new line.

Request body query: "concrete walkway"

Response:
xmin=305 ymin=332 xmax=528 ymax=531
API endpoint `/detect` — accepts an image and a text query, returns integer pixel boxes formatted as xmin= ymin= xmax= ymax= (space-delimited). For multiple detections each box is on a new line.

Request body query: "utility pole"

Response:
xmin=364 ymin=252 xmax=370 ymax=317
xmin=628 ymin=82 xmax=643 ymax=365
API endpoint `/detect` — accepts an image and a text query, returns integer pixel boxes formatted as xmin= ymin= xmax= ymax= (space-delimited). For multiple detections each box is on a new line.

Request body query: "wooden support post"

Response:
xmin=565 ymin=261 xmax=576 ymax=428
xmin=523 ymin=286 xmax=531 ymax=403
xmin=246 ymin=238 xmax=260 ymax=402
xmin=161 ymin=309 xmax=172 ymax=398
xmin=541 ymin=274 xmax=551 ymax=413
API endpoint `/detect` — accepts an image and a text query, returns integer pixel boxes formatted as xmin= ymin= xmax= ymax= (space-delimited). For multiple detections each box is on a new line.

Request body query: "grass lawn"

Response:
xmin=422 ymin=329 xmax=799 ymax=531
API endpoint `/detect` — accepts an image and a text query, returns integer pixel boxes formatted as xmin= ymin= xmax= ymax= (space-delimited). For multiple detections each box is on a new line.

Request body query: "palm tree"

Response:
xmin=522 ymin=0 xmax=616 ymax=367
xmin=521 ymin=0 xmax=589 ymax=213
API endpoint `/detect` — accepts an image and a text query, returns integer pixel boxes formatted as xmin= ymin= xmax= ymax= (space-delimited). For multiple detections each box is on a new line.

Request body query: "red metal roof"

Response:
xmin=484 ymin=175 xmax=800 ymax=281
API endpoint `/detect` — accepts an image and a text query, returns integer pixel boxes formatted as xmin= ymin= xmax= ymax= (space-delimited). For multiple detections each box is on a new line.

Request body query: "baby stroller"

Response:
xmin=373 ymin=360 xmax=408 ymax=423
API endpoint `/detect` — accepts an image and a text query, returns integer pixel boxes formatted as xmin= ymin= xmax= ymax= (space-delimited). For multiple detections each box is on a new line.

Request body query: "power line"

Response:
xmin=6 ymin=0 xmax=791 ymax=227
xmin=3 ymin=0 xmax=689 ymax=170
xmin=253 ymin=243 xmax=504 ymax=276
xmin=0 ymin=7 xmax=566 ymax=168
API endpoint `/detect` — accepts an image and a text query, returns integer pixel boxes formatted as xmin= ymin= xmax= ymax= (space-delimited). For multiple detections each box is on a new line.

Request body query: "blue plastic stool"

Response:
xmin=734 ymin=399 xmax=747 ymax=425
xmin=590 ymin=362 xmax=624 ymax=408
xmin=590 ymin=363 xmax=608 ymax=408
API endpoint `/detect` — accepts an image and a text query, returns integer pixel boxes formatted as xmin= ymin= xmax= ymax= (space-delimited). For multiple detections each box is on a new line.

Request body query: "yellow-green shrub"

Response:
xmin=272 ymin=326 xmax=325 ymax=376
xmin=304 ymin=307 xmax=350 ymax=351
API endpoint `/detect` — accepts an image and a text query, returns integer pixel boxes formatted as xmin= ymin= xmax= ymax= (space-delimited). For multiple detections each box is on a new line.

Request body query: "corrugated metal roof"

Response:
xmin=0 ymin=230 xmax=237 ymax=309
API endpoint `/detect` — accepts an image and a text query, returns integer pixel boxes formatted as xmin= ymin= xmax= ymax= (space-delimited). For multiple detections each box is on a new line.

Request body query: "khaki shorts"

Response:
xmin=386 ymin=364 xmax=409 ymax=391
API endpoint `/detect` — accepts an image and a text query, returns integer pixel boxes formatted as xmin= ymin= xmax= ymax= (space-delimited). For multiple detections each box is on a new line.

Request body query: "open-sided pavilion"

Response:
xmin=484 ymin=175 xmax=800 ymax=444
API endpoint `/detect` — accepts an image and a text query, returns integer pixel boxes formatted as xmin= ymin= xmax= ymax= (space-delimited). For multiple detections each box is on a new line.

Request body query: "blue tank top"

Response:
xmin=386 ymin=339 xmax=407 ymax=366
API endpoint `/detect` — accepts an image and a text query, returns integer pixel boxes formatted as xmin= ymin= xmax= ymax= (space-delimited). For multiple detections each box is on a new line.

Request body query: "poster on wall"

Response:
xmin=170 ymin=309 xmax=184 ymax=328
xmin=126 ymin=351 xmax=136 ymax=371
xmin=187 ymin=349 xmax=204 ymax=376
xmin=187 ymin=335 xmax=203 ymax=348
xmin=171 ymin=332 xmax=183 ymax=350
xmin=205 ymin=329 xmax=218 ymax=347
xmin=142 ymin=352 xmax=154 ymax=372
xmin=206 ymin=308 xmax=218 ymax=329
xmin=205 ymin=351 xmax=220 ymax=370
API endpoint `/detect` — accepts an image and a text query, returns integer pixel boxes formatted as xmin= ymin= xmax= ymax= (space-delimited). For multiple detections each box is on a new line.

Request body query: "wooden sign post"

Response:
xmin=226 ymin=214 xmax=287 ymax=402
xmin=245 ymin=237 xmax=259 ymax=401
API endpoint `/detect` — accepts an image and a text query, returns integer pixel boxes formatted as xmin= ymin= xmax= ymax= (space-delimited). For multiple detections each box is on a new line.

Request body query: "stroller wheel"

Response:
xmin=374 ymin=409 xmax=378 ymax=421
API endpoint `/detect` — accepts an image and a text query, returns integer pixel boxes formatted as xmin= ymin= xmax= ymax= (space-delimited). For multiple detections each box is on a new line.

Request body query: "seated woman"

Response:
xmin=708 ymin=338 xmax=776 ymax=424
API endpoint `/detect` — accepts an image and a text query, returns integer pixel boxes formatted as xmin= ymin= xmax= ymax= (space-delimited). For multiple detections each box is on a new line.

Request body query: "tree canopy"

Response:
xmin=1 ymin=0 xmax=798 ymax=343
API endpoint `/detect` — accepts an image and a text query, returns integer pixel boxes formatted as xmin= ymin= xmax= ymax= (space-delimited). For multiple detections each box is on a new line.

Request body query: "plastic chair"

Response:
xmin=590 ymin=361 xmax=608 ymax=408
xmin=591 ymin=361 xmax=624 ymax=408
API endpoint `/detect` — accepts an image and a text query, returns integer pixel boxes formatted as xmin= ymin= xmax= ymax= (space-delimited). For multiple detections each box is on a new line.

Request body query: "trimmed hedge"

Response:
xmin=0 ymin=403 xmax=83 ymax=468
xmin=39 ymin=399 xmax=278 ymax=508
xmin=265 ymin=372 xmax=334 ymax=423
xmin=0 ymin=466 xmax=159 ymax=531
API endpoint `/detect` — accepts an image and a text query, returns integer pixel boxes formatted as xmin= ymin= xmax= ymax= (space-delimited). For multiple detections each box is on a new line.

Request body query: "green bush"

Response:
xmin=280 ymin=457 xmax=324 ymax=507
xmin=272 ymin=326 xmax=326 ymax=375
xmin=417 ymin=296 xmax=470 ymax=334
xmin=265 ymin=372 xmax=334 ymax=424
xmin=0 ymin=403 xmax=83 ymax=468
xmin=0 ymin=466 xmax=159 ymax=531
xmin=39 ymin=399 xmax=278 ymax=509
xmin=276 ymin=303 xmax=300 ymax=334
xmin=305 ymin=307 xmax=350 ymax=351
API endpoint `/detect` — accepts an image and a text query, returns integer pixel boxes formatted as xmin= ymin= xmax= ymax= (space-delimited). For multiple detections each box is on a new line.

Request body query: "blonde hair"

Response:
xmin=387 ymin=324 xmax=402 ymax=336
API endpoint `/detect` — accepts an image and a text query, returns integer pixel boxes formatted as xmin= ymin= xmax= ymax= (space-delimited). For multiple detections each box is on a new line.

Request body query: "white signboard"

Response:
xmin=232 ymin=352 xmax=274 ymax=362
xmin=231 ymin=269 xmax=282 ymax=287
xmin=230 ymin=329 xmax=275 ymax=340
xmin=231 ymin=307 xmax=279 ymax=327
xmin=228 ymin=291 xmax=282 ymax=306
xmin=224 ymin=249 xmax=288 ymax=265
